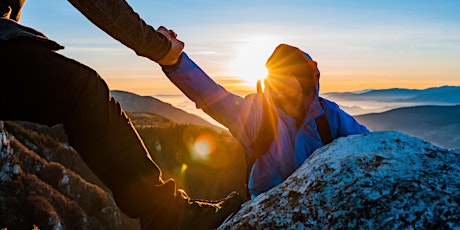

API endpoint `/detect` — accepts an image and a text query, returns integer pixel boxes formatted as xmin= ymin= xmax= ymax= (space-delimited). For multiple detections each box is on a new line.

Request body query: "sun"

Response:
xmin=229 ymin=36 xmax=282 ymax=87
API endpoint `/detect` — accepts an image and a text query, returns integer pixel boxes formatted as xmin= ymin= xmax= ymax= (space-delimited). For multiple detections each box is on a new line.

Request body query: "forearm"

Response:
xmin=68 ymin=0 xmax=170 ymax=61
xmin=163 ymin=53 xmax=259 ymax=142
xmin=165 ymin=53 xmax=231 ymax=111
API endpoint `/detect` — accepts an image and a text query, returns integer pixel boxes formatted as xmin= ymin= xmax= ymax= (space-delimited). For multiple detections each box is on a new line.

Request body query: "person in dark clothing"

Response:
xmin=0 ymin=1 xmax=242 ymax=229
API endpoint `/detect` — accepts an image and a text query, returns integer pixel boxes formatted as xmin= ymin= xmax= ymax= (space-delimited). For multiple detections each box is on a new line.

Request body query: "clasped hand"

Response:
xmin=156 ymin=26 xmax=185 ymax=66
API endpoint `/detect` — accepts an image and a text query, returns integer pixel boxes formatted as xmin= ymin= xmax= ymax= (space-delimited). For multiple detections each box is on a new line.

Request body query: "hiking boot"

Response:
xmin=179 ymin=191 xmax=244 ymax=230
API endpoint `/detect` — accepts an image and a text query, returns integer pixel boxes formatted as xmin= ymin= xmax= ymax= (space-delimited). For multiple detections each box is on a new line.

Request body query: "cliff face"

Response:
xmin=220 ymin=131 xmax=460 ymax=229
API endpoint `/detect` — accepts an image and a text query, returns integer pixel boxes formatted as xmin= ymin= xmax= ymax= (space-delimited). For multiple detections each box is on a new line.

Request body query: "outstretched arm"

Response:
xmin=156 ymin=29 xmax=263 ymax=149
xmin=68 ymin=0 xmax=182 ymax=65
xmin=166 ymin=52 xmax=250 ymax=131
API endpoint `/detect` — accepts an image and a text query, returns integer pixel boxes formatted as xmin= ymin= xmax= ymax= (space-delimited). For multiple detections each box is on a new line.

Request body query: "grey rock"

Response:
xmin=220 ymin=131 xmax=460 ymax=229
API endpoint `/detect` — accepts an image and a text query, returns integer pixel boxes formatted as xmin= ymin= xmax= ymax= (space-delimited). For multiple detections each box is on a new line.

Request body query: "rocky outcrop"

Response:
xmin=0 ymin=122 xmax=140 ymax=229
xmin=220 ymin=131 xmax=460 ymax=229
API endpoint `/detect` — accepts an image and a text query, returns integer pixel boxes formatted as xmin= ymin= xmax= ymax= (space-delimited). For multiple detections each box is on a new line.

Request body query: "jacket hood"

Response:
xmin=265 ymin=44 xmax=320 ymax=97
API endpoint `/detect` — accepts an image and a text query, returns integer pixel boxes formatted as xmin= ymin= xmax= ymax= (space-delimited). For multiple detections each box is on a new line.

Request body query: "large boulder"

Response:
xmin=219 ymin=131 xmax=460 ymax=229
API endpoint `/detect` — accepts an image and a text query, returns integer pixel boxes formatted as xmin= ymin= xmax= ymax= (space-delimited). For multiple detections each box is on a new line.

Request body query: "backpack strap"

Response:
xmin=315 ymin=114 xmax=332 ymax=145
xmin=316 ymin=100 xmax=333 ymax=145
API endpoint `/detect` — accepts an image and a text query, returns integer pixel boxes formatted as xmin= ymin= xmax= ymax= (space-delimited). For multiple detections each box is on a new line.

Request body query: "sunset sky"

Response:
xmin=20 ymin=0 xmax=460 ymax=96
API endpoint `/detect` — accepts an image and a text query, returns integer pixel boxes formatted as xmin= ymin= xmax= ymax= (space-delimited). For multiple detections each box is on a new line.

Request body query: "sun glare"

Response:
xmin=229 ymin=36 xmax=281 ymax=87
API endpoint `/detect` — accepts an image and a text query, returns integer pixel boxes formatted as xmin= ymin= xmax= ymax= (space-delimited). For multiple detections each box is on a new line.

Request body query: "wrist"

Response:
xmin=161 ymin=53 xmax=183 ymax=73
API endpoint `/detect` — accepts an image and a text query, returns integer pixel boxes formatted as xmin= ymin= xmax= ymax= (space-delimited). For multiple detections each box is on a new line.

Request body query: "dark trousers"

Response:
xmin=0 ymin=39 xmax=184 ymax=227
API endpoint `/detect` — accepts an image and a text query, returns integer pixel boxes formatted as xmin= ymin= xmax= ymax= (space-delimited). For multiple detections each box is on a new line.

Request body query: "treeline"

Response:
xmin=4 ymin=121 xmax=66 ymax=150
xmin=136 ymin=123 xmax=247 ymax=200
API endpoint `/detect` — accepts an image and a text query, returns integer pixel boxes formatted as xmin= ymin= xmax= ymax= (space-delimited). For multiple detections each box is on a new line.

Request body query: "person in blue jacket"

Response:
xmin=159 ymin=29 xmax=369 ymax=199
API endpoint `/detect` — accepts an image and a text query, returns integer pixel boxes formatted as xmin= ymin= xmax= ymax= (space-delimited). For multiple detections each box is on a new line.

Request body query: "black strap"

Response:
xmin=315 ymin=113 xmax=333 ymax=145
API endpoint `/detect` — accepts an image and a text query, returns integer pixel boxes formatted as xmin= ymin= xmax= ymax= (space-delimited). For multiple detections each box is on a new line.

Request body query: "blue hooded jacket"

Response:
xmin=165 ymin=44 xmax=369 ymax=198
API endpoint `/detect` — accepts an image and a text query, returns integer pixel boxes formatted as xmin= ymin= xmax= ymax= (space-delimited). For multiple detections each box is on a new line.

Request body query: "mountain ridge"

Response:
xmin=394 ymin=88 xmax=460 ymax=103
xmin=355 ymin=104 xmax=460 ymax=149
xmin=323 ymin=85 xmax=460 ymax=102
xmin=110 ymin=90 xmax=224 ymax=132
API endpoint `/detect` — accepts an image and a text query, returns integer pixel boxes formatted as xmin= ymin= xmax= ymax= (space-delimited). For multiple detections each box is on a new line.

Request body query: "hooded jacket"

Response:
xmin=165 ymin=44 xmax=369 ymax=198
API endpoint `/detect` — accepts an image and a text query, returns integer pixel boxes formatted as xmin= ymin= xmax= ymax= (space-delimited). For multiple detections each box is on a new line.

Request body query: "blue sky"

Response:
xmin=20 ymin=0 xmax=460 ymax=95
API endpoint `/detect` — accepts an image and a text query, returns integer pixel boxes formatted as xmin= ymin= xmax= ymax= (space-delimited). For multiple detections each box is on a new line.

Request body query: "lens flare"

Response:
xmin=190 ymin=133 xmax=216 ymax=161
xmin=180 ymin=163 xmax=188 ymax=174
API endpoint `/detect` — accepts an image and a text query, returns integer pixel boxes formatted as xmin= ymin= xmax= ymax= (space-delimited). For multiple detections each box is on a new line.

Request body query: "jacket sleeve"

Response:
xmin=321 ymin=98 xmax=369 ymax=137
xmin=337 ymin=109 xmax=369 ymax=136
xmin=164 ymin=53 xmax=262 ymax=148
xmin=67 ymin=0 xmax=170 ymax=61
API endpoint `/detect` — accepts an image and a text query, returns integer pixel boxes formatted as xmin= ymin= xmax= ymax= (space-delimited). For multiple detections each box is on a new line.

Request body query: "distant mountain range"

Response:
xmin=355 ymin=105 xmax=460 ymax=149
xmin=323 ymin=85 xmax=460 ymax=103
xmin=394 ymin=88 xmax=460 ymax=103
xmin=322 ymin=85 xmax=460 ymax=149
xmin=320 ymin=85 xmax=460 ymax=116
xmin=112 ymin=89 xmax=459 ymax=149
